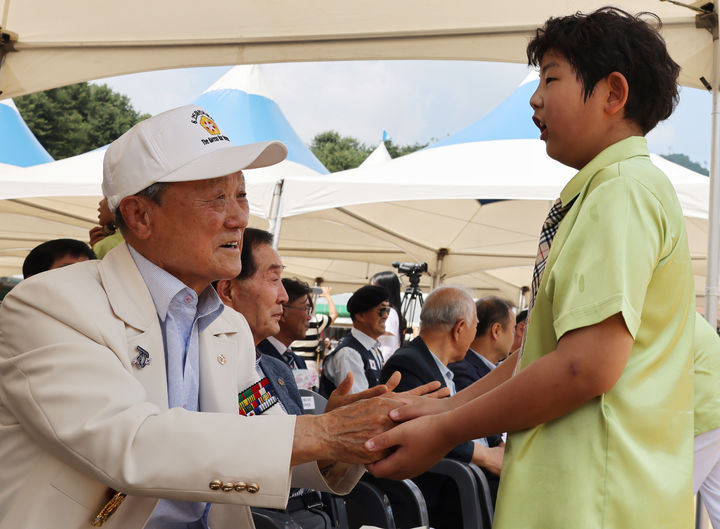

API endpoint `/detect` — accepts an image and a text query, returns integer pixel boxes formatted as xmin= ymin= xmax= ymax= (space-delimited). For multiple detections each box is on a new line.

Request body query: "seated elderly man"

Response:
xmin=216 ymin=227 xmax=440 ymax=528
xmin=380 ymin=286 xmax=504 ymax=529
xmin=449 ymin=296 xmax=516 ymax=392
xmin=0 ymin=105 xmax=401 ymax=529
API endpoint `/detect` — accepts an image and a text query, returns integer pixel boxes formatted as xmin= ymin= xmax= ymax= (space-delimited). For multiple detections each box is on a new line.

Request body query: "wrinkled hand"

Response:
xmin=293 ymin=396 xmax=402 ymax=466
xmin=325 ymin=371 xmax=401 ymax=412
xmin=365 ymin=413 xmax=455 ymax=480
xmin=89 ymin=226 xmax=107 ymax=246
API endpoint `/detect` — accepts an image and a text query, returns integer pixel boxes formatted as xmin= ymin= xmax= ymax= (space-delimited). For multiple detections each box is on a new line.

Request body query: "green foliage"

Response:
xmin=384 ymin=139 xmax=427 ymax=158
xmin=310 ymin=131 xmax=428 ymax=172
xmin=310 ymin=131 xmax=372 ymax=172
xmin=15 ymin=83 xmax=150 ymax=160
xmin=660 ymin=153 xmax=708 ymax=176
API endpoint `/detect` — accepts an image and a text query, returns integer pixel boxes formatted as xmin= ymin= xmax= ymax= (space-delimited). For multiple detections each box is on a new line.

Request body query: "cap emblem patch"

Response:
xmin=199 ymin=115 xmax=221 ymax=135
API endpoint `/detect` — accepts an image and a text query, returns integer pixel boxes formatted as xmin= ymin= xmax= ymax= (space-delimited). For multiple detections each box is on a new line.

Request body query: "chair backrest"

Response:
xmin=298 ymin=388 xmax=328 ymax=415
xmin=344 ymin=478 xmax=396 ymax=529
xmin=468 ymin=462 xmax=495 ymax=528
xmin=362 ymin=473 xmax=429 ymax=528
xmin=423 ymin=458 xmax=486 ymax=529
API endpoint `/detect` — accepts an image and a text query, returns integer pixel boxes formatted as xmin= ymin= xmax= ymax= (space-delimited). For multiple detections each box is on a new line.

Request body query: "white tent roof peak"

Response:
xmin=202 ymin=64 xmax=273 ymax=98
xmin=361 ymin=141 xmax=392 ymax=167
xmin=0 ymin=98 xmax=18 ymax=111
xmin=519 ymin=69 xmax=539 ymax=86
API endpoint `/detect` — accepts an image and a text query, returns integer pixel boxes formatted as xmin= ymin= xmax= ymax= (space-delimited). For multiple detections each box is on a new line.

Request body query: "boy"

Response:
xmin=366 ymin=8 xmax=695 ymax=528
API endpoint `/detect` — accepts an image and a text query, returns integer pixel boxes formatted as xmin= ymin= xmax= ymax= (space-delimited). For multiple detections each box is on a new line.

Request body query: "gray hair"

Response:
xmin=419 ymin=285 xmax=476 ymax=332
xmin=114 ymin=182 xmax=170 ymax=233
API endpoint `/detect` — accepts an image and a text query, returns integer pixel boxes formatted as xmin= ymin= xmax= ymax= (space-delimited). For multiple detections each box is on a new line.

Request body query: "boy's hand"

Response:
xmin=385 ymin=392 xmax=452 ymax=423
xmin=293 ymin=396 xmax=402 ymax=465
xmin=365 ymin=413 xmax=454 ymax=479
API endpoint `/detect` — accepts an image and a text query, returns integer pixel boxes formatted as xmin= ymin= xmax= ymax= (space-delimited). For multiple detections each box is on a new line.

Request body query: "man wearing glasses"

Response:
xmin=258 ymin=278 xmax=319 ymax=390
xmin=320 ymin=285 xmax=390 ymax=396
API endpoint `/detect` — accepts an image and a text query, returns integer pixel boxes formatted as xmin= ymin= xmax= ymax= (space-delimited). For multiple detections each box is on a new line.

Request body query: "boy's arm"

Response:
xmin=367 ymin=312 xmax=632 ymax=479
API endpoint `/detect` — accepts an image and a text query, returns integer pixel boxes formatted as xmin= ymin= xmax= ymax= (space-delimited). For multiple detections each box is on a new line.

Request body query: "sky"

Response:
xmin=94 ymin=60 xmax=713 ymax=170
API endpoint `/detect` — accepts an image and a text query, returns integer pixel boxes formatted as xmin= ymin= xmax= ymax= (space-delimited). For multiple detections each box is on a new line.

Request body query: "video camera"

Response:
xmin=392 ymin=261 xmax=428 ymax=287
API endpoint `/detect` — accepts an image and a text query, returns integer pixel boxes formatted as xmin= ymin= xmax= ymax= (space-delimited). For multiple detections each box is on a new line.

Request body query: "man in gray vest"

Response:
xmin=320 ymin=285 xmax=389 ymax=397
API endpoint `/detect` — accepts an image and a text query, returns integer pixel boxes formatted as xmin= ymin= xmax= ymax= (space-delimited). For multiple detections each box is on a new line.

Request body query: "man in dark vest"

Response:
xmin=320 ymin=285 xmax=389 ymax=397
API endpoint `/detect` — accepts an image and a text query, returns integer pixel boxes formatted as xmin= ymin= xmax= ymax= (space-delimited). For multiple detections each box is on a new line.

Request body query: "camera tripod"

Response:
xmin=400 ymin=275 xmax=424 ymax=343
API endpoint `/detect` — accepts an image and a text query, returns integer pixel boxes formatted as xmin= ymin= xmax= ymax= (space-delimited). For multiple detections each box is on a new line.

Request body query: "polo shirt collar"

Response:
xmin=560 ymin=136 xmax=649 ymax=206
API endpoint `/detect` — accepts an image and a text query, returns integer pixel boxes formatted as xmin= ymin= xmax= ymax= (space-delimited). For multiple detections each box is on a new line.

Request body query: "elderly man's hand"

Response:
xmin=325 ymin=372 xmax=448 ymax=413
xmin=292 ymin=396 xmax=402 ymax=466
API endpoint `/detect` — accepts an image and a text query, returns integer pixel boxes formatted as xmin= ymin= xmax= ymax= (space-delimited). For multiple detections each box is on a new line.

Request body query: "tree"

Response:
xmin=660 ymin=153 xmax=709 ymax=176
xmin=15 ymin=83 xmax=150 ymax=160
xmin=384 ymin=139 xmax=428 ymax=158
xmin=310 ymin=131 xmax=372 ymax=172
xmin=310 ymin=131 xmax=427 ymax=172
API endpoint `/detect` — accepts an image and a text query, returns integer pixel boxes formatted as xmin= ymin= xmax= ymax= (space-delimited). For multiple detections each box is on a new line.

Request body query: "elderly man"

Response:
xmin=449 ymin=297 xmax=516 ymax=392
xmin=380 ymin=286 xmax=504 ymax=528
xmin=320 ymin=284 xmax=390 ymax=397
xmin=0 ymin=105 xmax=399 ymax=529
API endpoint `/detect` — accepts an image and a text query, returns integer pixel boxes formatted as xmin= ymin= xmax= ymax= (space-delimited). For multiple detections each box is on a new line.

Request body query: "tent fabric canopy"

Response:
xmin=0 ymin=1 xmax=713 ymax=99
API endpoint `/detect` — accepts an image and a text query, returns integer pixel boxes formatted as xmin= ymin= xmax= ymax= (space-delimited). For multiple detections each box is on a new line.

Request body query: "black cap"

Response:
xmin=347 ymin=285 xmax=389 ymax=317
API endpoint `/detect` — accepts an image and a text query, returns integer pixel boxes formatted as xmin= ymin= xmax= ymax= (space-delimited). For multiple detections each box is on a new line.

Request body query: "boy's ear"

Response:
xmin=604 ymin=71 xmax=630 ymax=117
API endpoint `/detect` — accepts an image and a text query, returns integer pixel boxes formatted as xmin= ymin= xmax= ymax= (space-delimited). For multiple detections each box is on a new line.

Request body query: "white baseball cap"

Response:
xmin=102 ymin=105 xmax=288 ymax=211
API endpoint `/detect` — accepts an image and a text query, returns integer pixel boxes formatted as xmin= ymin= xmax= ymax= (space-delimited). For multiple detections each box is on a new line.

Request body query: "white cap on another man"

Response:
xmin=102 ymin=105 xmax=288 ymax=211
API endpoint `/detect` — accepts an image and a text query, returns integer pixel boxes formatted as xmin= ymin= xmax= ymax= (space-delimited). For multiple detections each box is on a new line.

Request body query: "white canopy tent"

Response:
xmin=267 ymin=139 xmax=709 ymax=306
xmin=0 ymin=1 xmax=713 ymax=98
xmin=0 ymin=0 xmax=717 ymax=316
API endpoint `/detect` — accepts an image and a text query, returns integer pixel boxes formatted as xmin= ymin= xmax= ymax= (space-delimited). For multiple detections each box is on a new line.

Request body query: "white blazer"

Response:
xmin=0 ymin=244 xmax=361 ymax=529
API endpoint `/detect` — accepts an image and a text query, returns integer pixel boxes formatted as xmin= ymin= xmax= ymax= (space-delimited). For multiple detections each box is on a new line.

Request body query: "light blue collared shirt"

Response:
xmin=426 ymin=348 xmax=457 ymax=396
xmin=128 ymin=246 xmax=224 ymax=529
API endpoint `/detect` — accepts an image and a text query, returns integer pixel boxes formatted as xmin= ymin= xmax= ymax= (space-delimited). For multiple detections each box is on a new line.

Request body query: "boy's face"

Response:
xmin=530 ymin=51 xmax=607 ymax=170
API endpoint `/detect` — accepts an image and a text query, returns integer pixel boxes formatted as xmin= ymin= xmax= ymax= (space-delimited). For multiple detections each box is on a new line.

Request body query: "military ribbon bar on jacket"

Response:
xmin=238 ymin=377 xmax=278 ymax=416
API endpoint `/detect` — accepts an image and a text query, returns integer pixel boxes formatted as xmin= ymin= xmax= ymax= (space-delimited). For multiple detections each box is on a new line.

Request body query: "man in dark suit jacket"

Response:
xmin=449 ymin=296 xmax=516 ymax=392
xmin=380 ymin=286 xmax=503 ymax=529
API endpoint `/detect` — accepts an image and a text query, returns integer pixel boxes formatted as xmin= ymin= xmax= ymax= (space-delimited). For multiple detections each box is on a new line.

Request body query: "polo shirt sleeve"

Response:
xmin=545 ymin=172 xmax=668 ymax=340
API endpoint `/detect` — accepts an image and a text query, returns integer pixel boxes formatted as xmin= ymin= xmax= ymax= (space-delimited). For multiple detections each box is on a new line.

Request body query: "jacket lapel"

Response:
xmin=98 ymin=244 xmax=169 ymax=409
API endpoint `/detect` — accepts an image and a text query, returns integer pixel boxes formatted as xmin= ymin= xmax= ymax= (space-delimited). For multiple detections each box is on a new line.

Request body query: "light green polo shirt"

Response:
xmin=694 ymin=313 xmax=720 ymax=436
xmin=92 ymin=230 xmax=124 ymax=259
xmin=494 ymin=137 xmax=695 ymax=529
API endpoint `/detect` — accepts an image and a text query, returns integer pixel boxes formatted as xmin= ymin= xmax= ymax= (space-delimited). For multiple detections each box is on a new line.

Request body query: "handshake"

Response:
xmin=290 ymin=372 xmax=448 ymax=468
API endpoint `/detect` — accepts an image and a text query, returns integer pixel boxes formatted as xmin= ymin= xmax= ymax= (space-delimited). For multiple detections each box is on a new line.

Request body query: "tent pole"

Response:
xmin=698 ymin=5 xmax=720 ymax=529
xmin=433 ymin=248 xmax=448 ymax=289
xmin=705 ymin=5 xmax=720 ymax=328
xmin=268 ymin=179 xmax=285 ymax=250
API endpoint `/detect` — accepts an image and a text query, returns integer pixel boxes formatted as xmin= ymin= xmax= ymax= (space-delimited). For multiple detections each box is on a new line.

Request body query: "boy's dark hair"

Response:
xmin=237 ymin=228 xmax=274 ymax=280
xmin=282 ymin=277 xmax=313 ymax=305
xmin=23 ymin=239 xmax=96 ymax=278
xmin=527 ymin=6 xmax=680 ymax=134
xmin=475 ymin=296 xmax=514 ymax=337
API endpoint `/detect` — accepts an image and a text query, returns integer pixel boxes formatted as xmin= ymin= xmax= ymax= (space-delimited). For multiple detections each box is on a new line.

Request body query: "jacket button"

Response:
xmin=209 ymin=480 xmax=222 ymax=490
xmin=217 ymin=354 xmax=227 ymax=365
xmin=234 ymin=481 xmax=247 ymax=492
xmin=221 ymin=481 xmax=235 ymax=492
xmin=277 ymin=378 xmax=285 ymax=386
xmin=247 ymin=483 xmax=260 ymax=494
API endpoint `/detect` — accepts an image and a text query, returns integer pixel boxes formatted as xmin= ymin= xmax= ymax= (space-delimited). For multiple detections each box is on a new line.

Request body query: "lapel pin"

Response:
xmin=132 ymin=346 xmax=151 ymax=369
xmin=217 ymin=353 xmax=226 ymax=365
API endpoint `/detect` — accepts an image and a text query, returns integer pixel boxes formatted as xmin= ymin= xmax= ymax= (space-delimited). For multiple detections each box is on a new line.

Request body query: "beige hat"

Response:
xmin=102 ymin=105 xmax=287 ymax=211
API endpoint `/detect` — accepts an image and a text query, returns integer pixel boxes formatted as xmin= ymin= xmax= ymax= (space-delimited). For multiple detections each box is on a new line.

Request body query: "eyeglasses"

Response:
xmin=283 ymin=303 xmax=313 ymax=315
xmin=377 ymin=307 xmax=391 ymax=317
